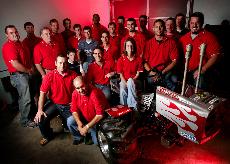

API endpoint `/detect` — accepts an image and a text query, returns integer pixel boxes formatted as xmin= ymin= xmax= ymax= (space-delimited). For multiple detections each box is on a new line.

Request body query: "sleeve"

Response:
xmin=116 ymin=57 xmax=123 ymax=74
xmin=70 ymin=91 xmax=80 ymax=113
xmin=86 ymin=64 xmax=94 ymax=83
xmin=169 ymin=39 xmax=179 ymax=61
xmin=139 ymin=33 xmax=146 ymax=54
xmin=40 ymin=73 xmax=52 ymax=93
xmin=3 ymin=44 xmax=18 ymax=62
xmin=78 ymin=40 xmax=84 ymax=51
xmin=33 ymin=45 xmax=42 ymax=64
xmin=137 ymin=57 xmax=144 ymax=72
xmin=92 ymin=89 xmax=109 ymax=115
xmin=143 ymin=40 xmax=150 ymax=63
xmin=111 ymin=46 xmax=120 ymax=61
xmin=205 ymin=32 xmax=221 ymax=59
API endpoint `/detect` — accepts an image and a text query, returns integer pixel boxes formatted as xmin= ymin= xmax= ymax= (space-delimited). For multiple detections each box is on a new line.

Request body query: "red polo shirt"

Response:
xmin=103 ymin=45 xmax=120 ymax=63
xmin=34 ymin=41 xmax=61 ymax=70
xmin=140 ymin=29 xmax=154 ymax=41
xmin=117 ymin=55 xmax=143 ymax=80
xmin=67 ymin=36 xmax=84 ymax=50
xmin=109 ymin=34 xmax=121 ymax=48
xmin=143 ymin=37 xmax=179 ymax=71
xmin=120 ymin=31 xmax=146 ymax=57
xmin=91 ymin=24 xmax=107 ymax=43
xmin=22 ymin=35 xmax=42 ymax=57
xmin=117 ymin=26 xmax=128 ymax=38
xmin=179 ymin=30 xmax=221 ymax=71
xmin=2 ymin=40 xmax=32 ymax=73
xmin=70 ymin=86 xmax=109 ymax=122
xmin=51 ymin=32 xmax=66 ymax=53
xmin=87 ymin=60 xmax=115 ymax=85
xmin=40 ymin=70 xmax=77 ymax=104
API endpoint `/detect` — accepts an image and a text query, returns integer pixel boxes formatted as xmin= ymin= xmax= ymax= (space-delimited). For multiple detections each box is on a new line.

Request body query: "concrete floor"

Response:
xmin=0 ymin=101 xmax=230 ymax=164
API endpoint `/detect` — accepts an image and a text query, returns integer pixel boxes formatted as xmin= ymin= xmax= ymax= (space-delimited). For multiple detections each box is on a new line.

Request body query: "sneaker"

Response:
xmin=24 ymin=120 xmax=37 ymax=128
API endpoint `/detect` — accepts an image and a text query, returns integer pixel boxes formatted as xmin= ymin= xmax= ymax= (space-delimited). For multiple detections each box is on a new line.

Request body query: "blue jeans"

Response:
xmin=95 ymin=84 xmax=111 ymax=100
xmin=67 ymin=116 xmax=98 ymax=145
xmin=10 ymin=73 xmax=32 ymax=125
xmin=120 ymin=78 xmax=140 ymax=110
xmin=147 ymin=71 xmax=177 ymax=91
xmin=38 ymin=102 xmax=78 ymax=140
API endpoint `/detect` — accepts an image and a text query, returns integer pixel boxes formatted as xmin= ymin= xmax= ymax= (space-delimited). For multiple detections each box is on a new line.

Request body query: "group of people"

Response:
xmin=2 ymin=11 xmax=222 ymax=146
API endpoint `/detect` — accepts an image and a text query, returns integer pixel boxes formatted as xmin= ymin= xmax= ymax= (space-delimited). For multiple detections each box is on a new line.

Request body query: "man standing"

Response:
xmin=144 ymin=19 xmax=179 ymax=91
xmin=78 ymin=26 xmax=98 ymax=73
xmin=67 ymin=24 xmax=83 ymax=53
xmin=34 ymin=55 xmax=78 ymax=145
xmin=61 ymin=18 xmax=75 ymax=48
xmin=139 ymin=15 xmax=154 ymax=40
xmin=34 ymin=27 xmax=62 ymax=78
xmin=108 ymin=22 xmax=121 ymax=49
xmin=22 ymin=22 xmax=41 ymax=57
xmin=175 ymin=13 xmax=190 ymax=37
xmin=120 ymin=18 xmax=146 ymax=57
xmin=116 ymin=16 xmax=128 ymax=38
xmin=49 ymin=19 xmax=66 ymax=53
xmin=69 ymin=76 xmax=109 ymax=145
xmin=2 ymin=25 xmax=35 ymax=127
xmin=91 ymin=14 xmax=107 ymax=43
xmin=22 ymin=22 xmax=42 ymax=106
xmin=101 ymin=31 xmax=120 ymax=63
xmin=179 ymin=12 xmax=221 ymax=89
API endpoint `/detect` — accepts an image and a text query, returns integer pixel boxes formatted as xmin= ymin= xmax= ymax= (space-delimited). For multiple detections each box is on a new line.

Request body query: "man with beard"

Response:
xmin=179 ymin=12 xmax=221 ymax=89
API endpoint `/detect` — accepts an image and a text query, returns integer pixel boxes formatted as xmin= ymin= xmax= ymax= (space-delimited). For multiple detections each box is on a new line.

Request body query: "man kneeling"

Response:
xmin=68 ymin=76 xmax=109 ymax=145
xmin=34 ymin=55 xmax=79 ymax=146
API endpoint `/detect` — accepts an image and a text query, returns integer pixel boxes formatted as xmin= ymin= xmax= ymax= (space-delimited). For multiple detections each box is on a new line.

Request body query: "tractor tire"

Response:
xmin=97 ymin=116 xmax=140 ymax=163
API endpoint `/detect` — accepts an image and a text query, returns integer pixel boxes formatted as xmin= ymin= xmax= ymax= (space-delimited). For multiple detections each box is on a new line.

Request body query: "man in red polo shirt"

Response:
xmin=69 ymin=76 xmax=109 ymax=145
xmin=101 ymin=31 xmax=120 ymax=63
xmin=120 ymin=18 xmax=146 ymax=57
xmin=87 ymin=46 xmax=116 ymax=100
xmin=34 ymin=27 xmax=62 ymax=78
xmin=49 ymin=19 xmax=66 ymax=53
xmin=144 ymin=19 xmax=179 ymax=91
xmin=179 ymin=12 xmax=221 ymax=89
xmin=108 ymin=22 xmax=121 ymax=49
xmin=117 ymin=16 xmax=128 ymax=38
xmin=67 ymin=24 xmax=84 ymax=54
xmin=91 ymin=14 xmax=107 ymax=43
xmin=22 ymin=22 xmax=42 ymax=57
xmin=139 ymin=15 xmax=154 ymax=41
xmin=61 ymin=18 xmax=75 ymax=48
xmin=22 ymin=22 xmax=42 ymax=106
xmin=34 ymin=55 xmax=79 ymax=146
xmin=2 ymin=25 xmax=36 ymax=127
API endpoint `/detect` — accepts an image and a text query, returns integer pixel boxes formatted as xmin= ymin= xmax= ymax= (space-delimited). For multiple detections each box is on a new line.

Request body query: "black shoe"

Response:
xmin=23 ymin=120 xmax=37 ymax=128
xmin=84 ymin=135 xmax=93 ymax=145
xmin=73 ymin=138 xmax=83 ymax=145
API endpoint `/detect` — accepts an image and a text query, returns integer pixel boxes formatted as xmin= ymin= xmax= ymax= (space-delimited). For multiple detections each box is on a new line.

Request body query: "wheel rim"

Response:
xmin=98 ymin=130 xmax=110 ymax=159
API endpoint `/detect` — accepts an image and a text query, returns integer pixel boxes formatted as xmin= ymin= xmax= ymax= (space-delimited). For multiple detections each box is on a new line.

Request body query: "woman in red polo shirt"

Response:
xmin=117 ymin=37 xmax=143 ymax=110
